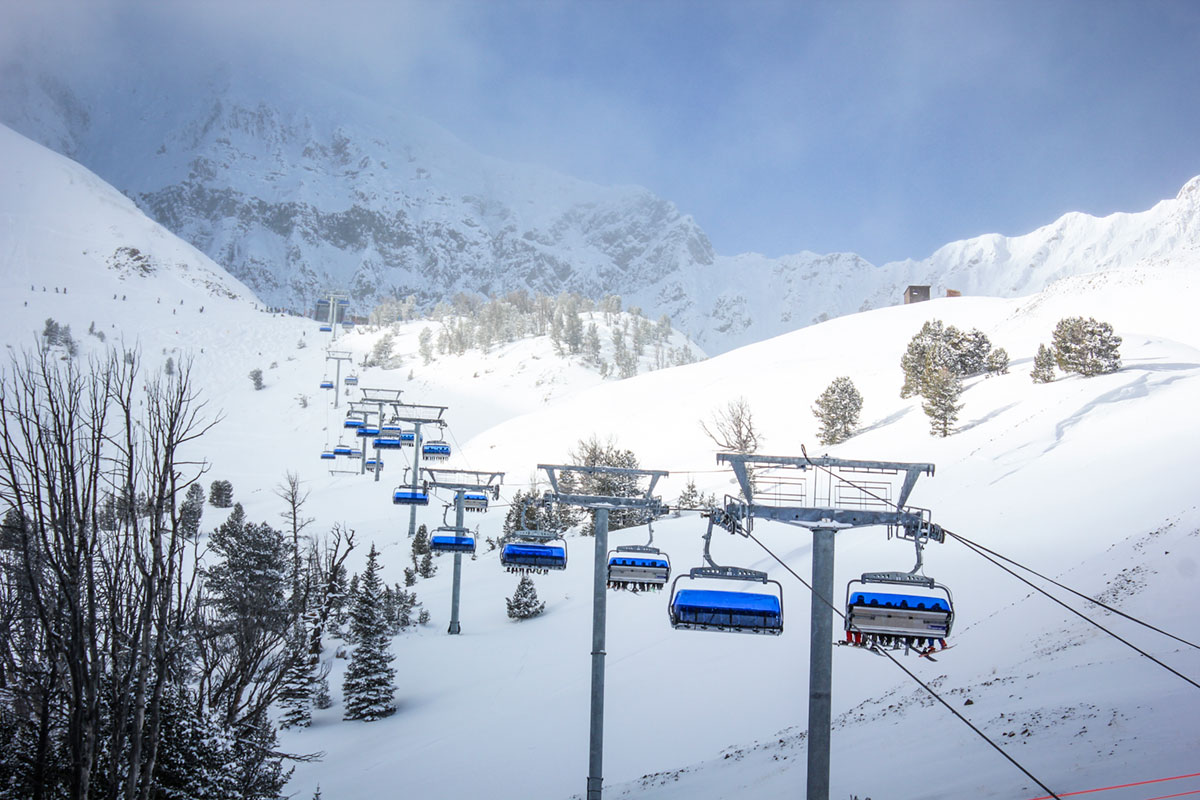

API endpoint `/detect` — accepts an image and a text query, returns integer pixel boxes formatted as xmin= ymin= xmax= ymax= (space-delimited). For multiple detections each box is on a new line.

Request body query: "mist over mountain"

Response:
xmin=3 ymin=61 xmax=1199 ymax=353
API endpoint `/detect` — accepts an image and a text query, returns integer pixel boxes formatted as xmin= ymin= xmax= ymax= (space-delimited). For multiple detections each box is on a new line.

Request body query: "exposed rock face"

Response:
xmin=3 ymin=63 xmax=1198 ymax=354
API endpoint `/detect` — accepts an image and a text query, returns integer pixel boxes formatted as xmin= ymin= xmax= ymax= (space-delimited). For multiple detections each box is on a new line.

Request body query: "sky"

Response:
xmin=4 ymin=0 xmax=1200 ymax=265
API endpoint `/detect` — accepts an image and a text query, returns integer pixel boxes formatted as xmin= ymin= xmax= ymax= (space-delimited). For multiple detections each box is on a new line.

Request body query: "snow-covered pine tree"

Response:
xmin=180 ymin=482 xmax=205 ymax=539
xmin=419 ymin=549 xmax=435 ymax=578
xmin=921 ymin=363 xmax=963 ymax=437
xmin=985 ymin=347 xmax=1010 ymax=376
xmin=278 ymin=619 xmax=313 ymax=729
xmin=506 ymin=575 xmax=546 ymax=620
xmin=1052 ymin=316 xmax=1122 ymax=376
xmin=209 ymin=479 xmax=234 ymax=508
xmin=343 ymin=543 xmax=396 ymax=721
xmin=812 ymin=376 xmax=863 ymax=445
xmin=1031 ymin=343 xmax=1057 ymax=383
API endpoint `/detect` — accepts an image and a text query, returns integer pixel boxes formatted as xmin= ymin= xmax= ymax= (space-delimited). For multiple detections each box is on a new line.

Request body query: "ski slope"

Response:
xmin=2 ymin=121 xmax=1199 ymax=800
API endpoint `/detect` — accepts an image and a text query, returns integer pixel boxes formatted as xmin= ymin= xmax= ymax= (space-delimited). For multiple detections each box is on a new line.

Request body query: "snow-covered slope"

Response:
xmin=3 ymin=118 xmax=1200 ymax=800
xmin=6 ymin=63 xmax=1199 ymax=356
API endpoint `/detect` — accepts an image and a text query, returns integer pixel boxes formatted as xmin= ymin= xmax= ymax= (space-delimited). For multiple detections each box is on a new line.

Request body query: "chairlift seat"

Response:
xmin=392 ymin=489 xmax=429 ymax=505
xmin=319 ymin=451 xmax=336 ymax=460
xmin=365 ymin=458 xmax=383 ymax=471
xmin=344 ymin=418 xmax=365 ymax=429
xmin=846 ymin=590 xmax=952 ymax=638
xmin=462 ymin=493 xmax=489 ymax=512
xmin=332 ymin=444 xmax=353 ymax=456
xmin=356 ymin=426 xmax=380 ymax=437
xmin=422 ymin=441 xmax=452 ymax=460
xmin=607 ymin=554 xmax=670 ymax=590
xmin=374 ymin=437 xmax=402 ymax=449
xmin=344 ymin=374 xmax=358 ymax=385
xmin=430 ymin=534 xmax=476 ymax=554
xmin=501 ymin=543 xmax=567 ymax=571
xmin=319 ymin=325 xmax=332 ymax=332
xmin=319 ymin=380 xmax=334 ymax=390
xmin=670 ymin=589 xmax=783 ymax=634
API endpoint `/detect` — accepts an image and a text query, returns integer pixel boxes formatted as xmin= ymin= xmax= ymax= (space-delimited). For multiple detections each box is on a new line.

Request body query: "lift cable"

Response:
xmin=943 ymin=529 xmax=1200 ymax=652
xmin=741 ymin=527 xmax=1063 ymax=800
xmin=947 ymin=531 xmax=1200 ymax=692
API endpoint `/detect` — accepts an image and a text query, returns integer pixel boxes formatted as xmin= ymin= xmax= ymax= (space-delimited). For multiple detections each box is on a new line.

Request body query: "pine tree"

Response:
xmin=812 ymin=377 xmax=863 ymax=446
xmin=249 ymin=367 xmax=264 ymax=390
xmin=1052 ymin=316 xmax=1122 ymax=376
xmin=418 ymin=327 xmax=434 ymax=364
xmin=1031 ymin=343 xmax=1056 ymax=383
xmin=985 ymin=347 xmax=1010 ymax=376
xmin=343 ymin=543 xmax=396 ymax=721
xmin=506 ymin=575 xmax=546 ymax=620
xmin=412 ymin=524 xmax=430 ymax=559
xmin=418 ymin=550 xmax=435 ymax=579
xmin=180 ymin=482 xmax=206 ymax=539
xmin=209 ymin=479 xmax=234 ymax=508
xmin=278 ymin=619 xmax=314 ymax=729
xmin=921 ymin=365 xmax=963 ymax=437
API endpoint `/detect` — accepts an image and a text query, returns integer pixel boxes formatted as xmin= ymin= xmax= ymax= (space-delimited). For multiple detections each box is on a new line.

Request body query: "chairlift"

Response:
xmin=348 ymin=448 xmax=363 ymax=459
xmin=365 ymin=457 xmax=383 ymax=471
xmin=844 ymin=577 xmax=953 ymax=654
xmin=422 ymin=439 xmax=451 ymax=461
xmin=344 ymin=417 xmax=365 ymax=430
xmin=607 ymin=515 xmax=670 ymax=591
xmin=667 ymin=513 xmax=783 ymax=635
xmin=344 ymin=372 xmax=359 ymax=385
xmin=500 ymin=530 xmax=567 ymax=575
xmin=342 ymin=321 xmax=355 ymax=331
xmin=842 ymin=536 xmax=954 ymax=655
xmin=400 ymin=429 xmax=418 ymax=446
xmin=356 ymin=426 xmax=380 ymax=437
xmin=332 ymin=442 xmax=353 ymax=457
xmin=319 ymin=450 xmax=336 ymax=460
xmin=319 ymin=324 xmax=333 ymax=333
xmin=374 ymin=437 xmax=403 ymax=449
xmin=462 ymin=492 xmax=489 ymax=513
xmin=392 ymin=487 xmax=429 ymax=505
xmin=319 ymin=377 xmax=334 ymax=390
xmin=430 ymin=526 xmax=476 ymax=554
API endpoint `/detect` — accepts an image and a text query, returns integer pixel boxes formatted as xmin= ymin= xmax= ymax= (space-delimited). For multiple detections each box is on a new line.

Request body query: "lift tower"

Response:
xmin=385 ymin=402 xmax=449 ymax=536
xmin=324 ymin=350 xmax=353 ymax=409
xmin=540 ymin=464 xmax=669 ymax=800
xmin=717 ymin=452 xmax=938 ymax=800
xmin=422 ymin=468 xmax=504 ymax=635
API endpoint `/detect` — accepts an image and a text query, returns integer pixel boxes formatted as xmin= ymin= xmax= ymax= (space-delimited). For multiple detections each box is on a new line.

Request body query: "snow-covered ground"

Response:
xmin=3 ymin=121 xmax=1200 ymax=800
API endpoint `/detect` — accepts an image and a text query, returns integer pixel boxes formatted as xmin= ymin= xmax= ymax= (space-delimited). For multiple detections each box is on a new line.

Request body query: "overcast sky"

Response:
xmin=6 ymin=0 xmax=1200 ymax=264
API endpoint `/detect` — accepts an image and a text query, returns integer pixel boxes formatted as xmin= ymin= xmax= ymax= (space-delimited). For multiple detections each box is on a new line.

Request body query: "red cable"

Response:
xmin=1028 ymin=773 xmax=1200 ymax=800
xmin=1141 ymin=790 xmax=1200 ymax=800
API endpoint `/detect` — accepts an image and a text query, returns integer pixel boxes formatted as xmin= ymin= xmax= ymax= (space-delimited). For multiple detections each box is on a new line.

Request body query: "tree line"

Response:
xmin=0 ymin=349 xmax=419 ymax=800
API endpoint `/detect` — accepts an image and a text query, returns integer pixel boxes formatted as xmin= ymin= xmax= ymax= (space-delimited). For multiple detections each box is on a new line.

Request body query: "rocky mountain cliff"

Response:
xmin=3 ymin=62 xmax=1198 ymax=353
